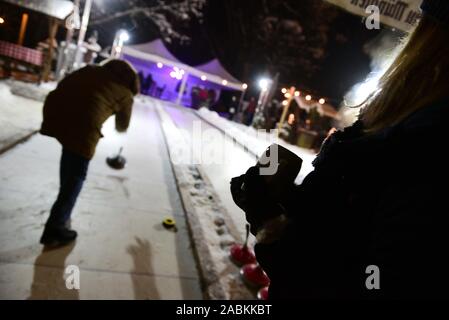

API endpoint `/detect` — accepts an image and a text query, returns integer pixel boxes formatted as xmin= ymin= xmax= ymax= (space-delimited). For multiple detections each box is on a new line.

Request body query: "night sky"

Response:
xmin=0 ymin=0 xmax=384 ymax=105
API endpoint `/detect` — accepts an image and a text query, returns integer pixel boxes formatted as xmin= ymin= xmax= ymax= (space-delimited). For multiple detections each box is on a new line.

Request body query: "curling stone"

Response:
xmin=257 ymin=286 xmax=269 ymax=300
xmin=106 ymin=147 xmax=126 ymax=170
xmin=162 ymin=218 xmax=176 ymax=229
xmin=230 ymin=224 xmax=256 ymax=266
xmin=240 ymin=263 xmax=270 ymax=288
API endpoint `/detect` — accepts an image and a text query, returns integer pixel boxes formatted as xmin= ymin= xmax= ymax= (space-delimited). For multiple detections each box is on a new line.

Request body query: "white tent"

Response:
xmin=194 ymin=59 xmax=241 ymax=85
xmin=124 ymin=39 xmax=184 ymax=66
xmin=122 ymin=39 xmax=244 ymax=105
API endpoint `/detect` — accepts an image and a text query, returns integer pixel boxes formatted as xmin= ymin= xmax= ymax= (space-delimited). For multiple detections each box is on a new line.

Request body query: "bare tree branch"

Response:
xmin=90 ymin=0 xmax=206 ymax=43
xmin=90 ymin=7 xmax=152 ymax=26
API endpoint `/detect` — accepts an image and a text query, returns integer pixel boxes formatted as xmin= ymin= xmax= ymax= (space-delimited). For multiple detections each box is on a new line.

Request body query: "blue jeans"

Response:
xmin=46 ymin=148 xmax=90 ymax=228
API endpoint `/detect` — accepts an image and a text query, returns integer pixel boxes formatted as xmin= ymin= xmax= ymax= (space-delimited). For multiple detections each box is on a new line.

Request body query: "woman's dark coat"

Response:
xmin=255 ymin=100 xmax=449 ymax=299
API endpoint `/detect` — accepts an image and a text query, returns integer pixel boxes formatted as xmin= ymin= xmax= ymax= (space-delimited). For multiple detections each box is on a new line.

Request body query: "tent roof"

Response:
xmin=194 ymin=59 xmax=240 ymax=84
xmin=122 ymin=39 xmax=244 ymax=91
xmin=127 ymin=39 xmax=183 ymax=65
xmin=3 ymin=0 xmax=74 ymax=21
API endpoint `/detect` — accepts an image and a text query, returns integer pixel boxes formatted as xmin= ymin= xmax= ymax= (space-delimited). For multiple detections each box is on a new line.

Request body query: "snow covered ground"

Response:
xmin=8 ymin=80 xmax=56 ymax=103
xmin=159 ymin=103 xmax=317 ymax=230
xmin=0 ymin=81 xmax=44 ymax=153
xmin=196 ymin=107 xmax=317 ymax=184
xmin=155 ymin=102 xmax=254 ymax=299
xmin=150 ymin=97 xmax=319 ymax=299
xmin=0 ymin=96 xmax=202 ymax=299
xmin=0 ymin=82 xmax=319 ymax=299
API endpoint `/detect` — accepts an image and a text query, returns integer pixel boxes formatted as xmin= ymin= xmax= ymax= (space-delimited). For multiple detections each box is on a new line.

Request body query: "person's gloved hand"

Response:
xmin=231 ymin=166 xmax=283 ymax=235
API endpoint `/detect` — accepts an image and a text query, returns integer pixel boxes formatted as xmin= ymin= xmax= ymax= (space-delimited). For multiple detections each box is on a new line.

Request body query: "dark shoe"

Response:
xmin=40 ymin=226 xmax=77 ymax=247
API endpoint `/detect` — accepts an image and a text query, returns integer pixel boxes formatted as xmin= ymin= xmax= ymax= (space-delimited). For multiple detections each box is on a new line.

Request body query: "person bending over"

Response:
xmin=40 ymin=59 xmax=140 ymax=246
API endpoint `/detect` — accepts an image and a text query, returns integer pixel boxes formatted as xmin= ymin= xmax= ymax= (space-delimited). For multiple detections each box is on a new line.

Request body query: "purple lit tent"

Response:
xmin=121 ymin=39 xmax=244 ymax=107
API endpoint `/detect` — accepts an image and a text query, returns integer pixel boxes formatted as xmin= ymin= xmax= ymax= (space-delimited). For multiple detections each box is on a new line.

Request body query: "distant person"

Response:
xmin=138 ymin=71 xmax=145 ymax=94
xmin=235 ymin=100 xmax=249 ymax=123
xmin=268 ymin=99 xmax=282 ymax=129
xmin=207 ymin=89 xmax=217 ymax=108
xmin=198 ymin=87 xmax=209 ymax=108
xmin=39 ymin=59 xmax=140 ymax=246
xmin=191 ymin=86 xmax=200 ymax=109
xmin=155 ymin=84 xmax=166 ymax=98
xmin=83 ymin=30 xmax=101 ymax=65
xmin=143 ymin=73 xmax=153 ymax=95
xmin=244 ymin=97 xmax=257 ymax=125
xmin=229 ymin=96 xmax=239 ymax=120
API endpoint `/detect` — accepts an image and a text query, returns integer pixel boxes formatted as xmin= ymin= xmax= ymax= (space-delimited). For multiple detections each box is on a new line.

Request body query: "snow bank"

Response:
xmin=196 ymin=107 xmax=317 ymax=184
xmin=155 ymin=102 xmax=254 ymax=300
xmin=8 ymin=80 xmax=56 ymax=102
xmin=0 ymin=81 xmax=43 ymax=153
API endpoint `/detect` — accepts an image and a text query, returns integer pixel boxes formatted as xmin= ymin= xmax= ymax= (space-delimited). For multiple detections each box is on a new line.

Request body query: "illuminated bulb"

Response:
xmin=281 ymin=88 xmax=287 ymax=94
xmin=259 ymin=78 xmax=270 ymax=91
xmin=0 ymin=17 xmax=5 ymax=24
xmin=242 ymin=83 xmax=248 ymax=90
xmin=222 ymin=80 xmax=228 ymax=86
xmin=157 ymin=62 xmax=163 ymax=68
xmin=119 ymin=30 xmax=130 ymax=42
xmin=282 ymin=100 xmax=288 ymax=106
xmin=319 ymin=98 xmax=326 ymax=104
xmin=295 ymin=91 xmax=300 ymax=97
xmin=115 ymin=46 xmax=122 ymax=53
xmin=305 ymin=95 xmax=312 ymax=101
xmin=284 ymin=93 xmax=291 ymax=98
xmin=171 ymin=67 xmax=184 ymax=80
xmin=201 ymin=75 xmax=207 ymax=81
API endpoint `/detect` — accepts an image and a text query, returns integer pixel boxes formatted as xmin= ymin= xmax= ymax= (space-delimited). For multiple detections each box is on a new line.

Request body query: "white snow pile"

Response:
xmin=196 ymin=107 xmax=317 ymax=184
xmin=8 ymin=80 xmax=56 ymax=102
xmin=0 ymin=81 xmax=43 ymax=152
xmin=155 ymin=102 xmax=254 ymax=300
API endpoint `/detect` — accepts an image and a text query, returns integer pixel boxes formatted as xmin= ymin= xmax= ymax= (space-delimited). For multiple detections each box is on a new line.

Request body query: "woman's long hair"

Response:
xmin=359 ymin=16 xmax=449 ymax=132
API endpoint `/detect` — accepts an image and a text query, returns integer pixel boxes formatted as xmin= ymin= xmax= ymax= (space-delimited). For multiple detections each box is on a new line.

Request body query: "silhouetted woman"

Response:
xmin=232 ymin=0 xmax=449 ymax=299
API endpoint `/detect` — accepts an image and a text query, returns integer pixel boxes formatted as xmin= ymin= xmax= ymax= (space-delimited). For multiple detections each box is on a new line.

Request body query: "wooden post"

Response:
xmin=176 ymin=74 xmax=189 ymax=106
xmin=42 ymin=18 xmax=59 ymax=82
xmin=18 ymin=13 xmax=29 ymax=46
xmin=73 ymin=0 xmax=93 ymax=69
xmin=277 ymin=86 xmax=296 ymax=136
